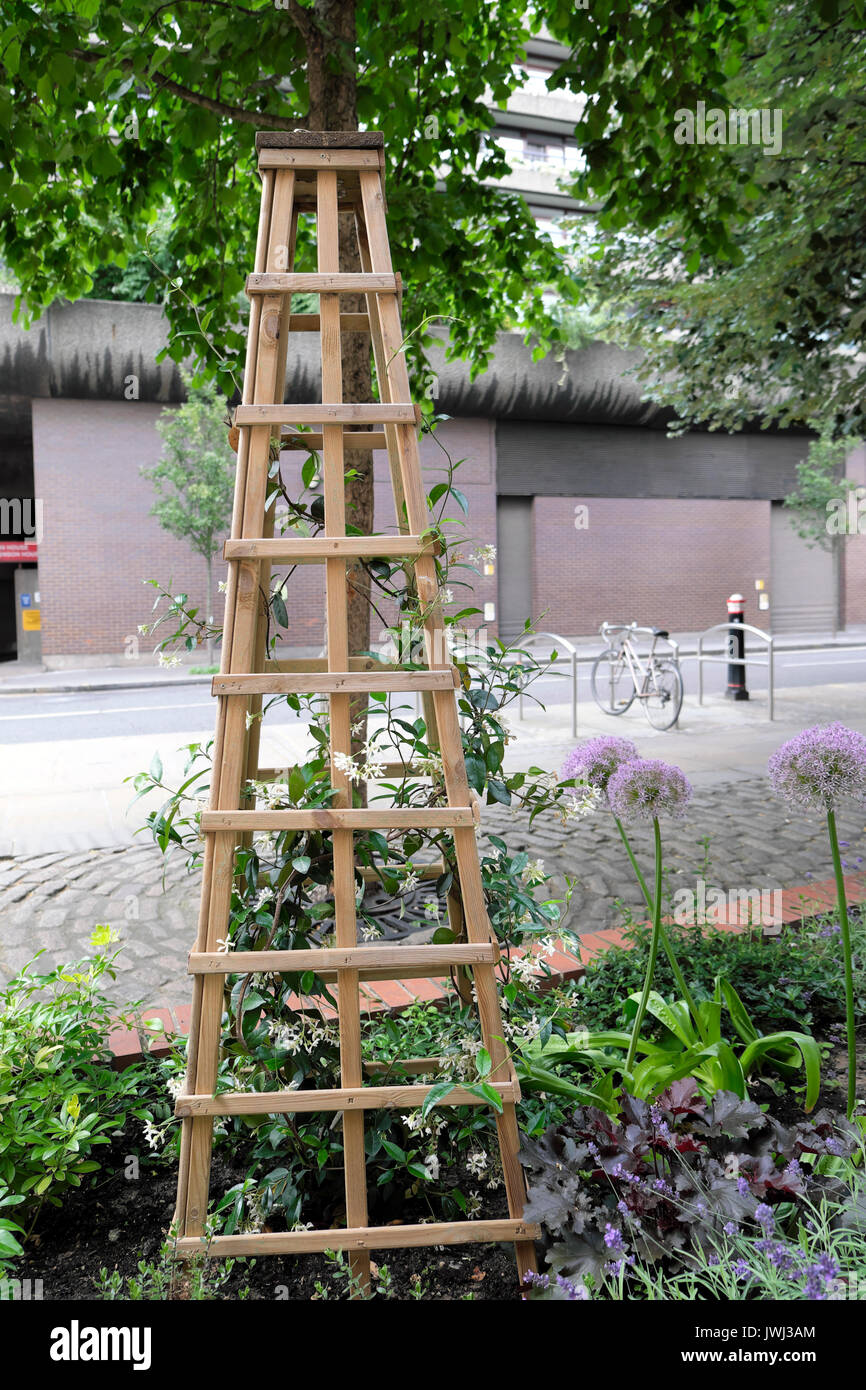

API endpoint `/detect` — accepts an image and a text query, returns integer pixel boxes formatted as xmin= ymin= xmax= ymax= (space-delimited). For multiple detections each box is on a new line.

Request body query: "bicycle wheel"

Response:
xmin=643 ymin=660 xmax=683 ymax=730
xmin=591 ymin=650 xmax=635 ymax=715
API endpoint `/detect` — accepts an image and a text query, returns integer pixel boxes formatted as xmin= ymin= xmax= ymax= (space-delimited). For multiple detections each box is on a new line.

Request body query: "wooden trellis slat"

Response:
xmin=173 ymin=131 xmax=538 ymax=1296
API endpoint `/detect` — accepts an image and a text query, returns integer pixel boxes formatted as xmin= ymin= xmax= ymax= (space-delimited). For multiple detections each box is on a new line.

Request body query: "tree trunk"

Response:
xmin=308 ymin=0 xmax=373 ymax=744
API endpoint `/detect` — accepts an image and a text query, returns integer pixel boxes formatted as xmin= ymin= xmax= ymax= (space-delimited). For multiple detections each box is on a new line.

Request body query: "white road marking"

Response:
xmin=0 ymin=701 xmax=215 ymax=722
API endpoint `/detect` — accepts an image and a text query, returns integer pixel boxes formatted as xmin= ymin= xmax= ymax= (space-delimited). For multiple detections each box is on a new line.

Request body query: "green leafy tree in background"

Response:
xmin=144 ymin=377 xmax=235 ymax=663
xmin=0 ymin=0 xmax=762 ymax=659
xmin=784 ymin=428 xmax=859 ymax=552
xmin=564 ymin=0 xmax=866 ymax=441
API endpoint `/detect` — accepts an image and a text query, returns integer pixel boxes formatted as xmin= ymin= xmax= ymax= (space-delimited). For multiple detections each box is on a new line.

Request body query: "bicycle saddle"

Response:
xmin=652 ymin=628 xmax=669 ymax=638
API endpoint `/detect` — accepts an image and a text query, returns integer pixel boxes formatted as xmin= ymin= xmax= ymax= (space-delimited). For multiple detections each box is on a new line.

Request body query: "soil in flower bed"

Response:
xmin=18 ymin=1139 xmax=521 ymax=1302
xmin=17 ymin=1033 xmax=865 ymax=1301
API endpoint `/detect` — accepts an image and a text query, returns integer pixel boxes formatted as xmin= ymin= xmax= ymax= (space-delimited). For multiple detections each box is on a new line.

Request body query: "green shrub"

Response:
xmin=0 ymin=941 xmax=145 ymax=1229
xmin=571 ymin=910 xmax=866 ymax=1039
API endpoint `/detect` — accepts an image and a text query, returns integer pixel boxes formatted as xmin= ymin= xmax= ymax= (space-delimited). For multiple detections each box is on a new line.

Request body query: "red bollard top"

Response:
xmin=726 ymin=593 xmax=745 ymax=615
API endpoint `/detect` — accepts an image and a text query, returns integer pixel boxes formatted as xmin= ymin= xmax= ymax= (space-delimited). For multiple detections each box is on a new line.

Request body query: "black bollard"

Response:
xmin=725 ymin=593 xmax=749 ymax=700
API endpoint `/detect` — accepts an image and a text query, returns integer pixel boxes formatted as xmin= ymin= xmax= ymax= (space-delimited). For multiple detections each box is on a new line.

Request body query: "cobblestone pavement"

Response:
xmin=2 ymin=777 xmax=864 ymax=1007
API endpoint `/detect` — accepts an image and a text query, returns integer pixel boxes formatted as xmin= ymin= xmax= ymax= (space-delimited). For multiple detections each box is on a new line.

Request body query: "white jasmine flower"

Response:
xmin=333 ymin=750 xmax=360 ymax=783
xmin=218 ymin=580 xmax=228 ymax=593
xmin=216 ymin=937 xmax=232 ymax=954
xmin=440 ymin=588 xmax=454 ymax=605
xmin=158 ymin=652 xmax=181 ymax=669
xmin=562 ymin=784 xmax=603 ymax=822
xmin=468 ymin=544 xmax=496 ymax=567
xmin=510 ymin=954 xmax=539 ymax=986
xmin=521 ymin=858 xmax=545 ymax=886
xmin=411 ymin=751 xmax=442 ymax=777
xmin=143 ymin=1119 xmax=164 ymax=1151
xmin=467 ymin=1150 xmax=488 ymax=1177
xmin=424 ymin=1154 xmax=440 ymax=1181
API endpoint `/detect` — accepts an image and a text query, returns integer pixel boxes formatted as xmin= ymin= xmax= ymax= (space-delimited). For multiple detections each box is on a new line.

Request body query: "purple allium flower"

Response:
xmin=768 ymin=722 xmax=866 ymax=812
xmin=607 ymin=758 xmax=692 ymax=823
xmin=560 ymin=736 xmax=639 ymax=793
xmin=755 ymin=1203 xmax=775 ymax=1231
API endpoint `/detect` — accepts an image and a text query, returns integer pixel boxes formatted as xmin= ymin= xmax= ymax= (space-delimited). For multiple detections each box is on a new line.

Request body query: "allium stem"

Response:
xmin=626 ymin=817 xmax=663 ymax=1071
xmin=614 ymin=814 xmax=701 ymax=1032
xmin=827 ymin=808 xmax=857 ymax=1119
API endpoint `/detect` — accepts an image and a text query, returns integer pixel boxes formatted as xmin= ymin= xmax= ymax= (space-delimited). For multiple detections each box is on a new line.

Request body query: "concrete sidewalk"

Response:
xmin=2 ymin=623 xmax=866 ymax=695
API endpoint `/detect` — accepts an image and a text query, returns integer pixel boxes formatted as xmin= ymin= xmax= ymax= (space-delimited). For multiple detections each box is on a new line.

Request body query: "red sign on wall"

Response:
xmin=0 ymin=542 xmax=38 ymax=562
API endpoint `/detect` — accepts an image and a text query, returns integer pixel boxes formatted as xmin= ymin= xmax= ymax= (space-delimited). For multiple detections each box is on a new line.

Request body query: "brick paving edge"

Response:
xmin=105 ymin=874 xmax=866 ymax=1068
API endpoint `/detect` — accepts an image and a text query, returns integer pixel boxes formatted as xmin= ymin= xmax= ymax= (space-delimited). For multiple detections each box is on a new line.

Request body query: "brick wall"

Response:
xmin=33 ymin=399 xmax=220 ymax=661
xmin=532 ymin=496 xmax=771 ymax=635
xmin=235 ymin=416 xmax=496 ymax=653
xmin=32 ymin=402 xmax=496 ymax=660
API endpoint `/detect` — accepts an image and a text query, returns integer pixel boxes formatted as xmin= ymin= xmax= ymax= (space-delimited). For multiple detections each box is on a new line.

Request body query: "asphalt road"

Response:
xmin=0 ymin=645 xmax=864 ymax=744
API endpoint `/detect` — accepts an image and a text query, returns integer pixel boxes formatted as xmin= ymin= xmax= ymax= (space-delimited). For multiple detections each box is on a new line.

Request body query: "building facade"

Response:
xmin=1 ymin=295 xmax=864 ymax=667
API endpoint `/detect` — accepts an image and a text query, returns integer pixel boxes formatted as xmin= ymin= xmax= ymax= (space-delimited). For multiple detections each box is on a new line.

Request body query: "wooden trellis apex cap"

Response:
xmin=255 ymin=130 xmax=384 ymax=150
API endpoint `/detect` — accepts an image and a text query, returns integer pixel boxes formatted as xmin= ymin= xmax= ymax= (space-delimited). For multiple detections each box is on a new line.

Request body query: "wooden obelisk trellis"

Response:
xmin=173 ymin=131 xmax=538 ymax=1290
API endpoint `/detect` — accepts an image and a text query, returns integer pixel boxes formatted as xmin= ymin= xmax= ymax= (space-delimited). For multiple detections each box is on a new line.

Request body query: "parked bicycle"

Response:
xmin=591 ymin=621 xmax=683 ymax=730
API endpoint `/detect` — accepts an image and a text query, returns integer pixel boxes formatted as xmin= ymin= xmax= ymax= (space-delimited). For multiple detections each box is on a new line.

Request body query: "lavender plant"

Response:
xmin=769 ymin=721 xmax=866 ymax=1118
xmin=519 ymin=1079 xmax=860 ymax=1294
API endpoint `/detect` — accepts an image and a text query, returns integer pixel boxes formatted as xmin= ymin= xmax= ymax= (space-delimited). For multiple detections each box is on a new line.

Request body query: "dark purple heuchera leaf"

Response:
xmin=520 ymin=1082 xmax=854 ymax=1282
xmin=705 ymin=1091 xmax=767 ymax=1139
xmin=545 ymin=1228 xmax=611 ymax=1283
xmin=658 ymin=1078 xmax=706 ymax=1116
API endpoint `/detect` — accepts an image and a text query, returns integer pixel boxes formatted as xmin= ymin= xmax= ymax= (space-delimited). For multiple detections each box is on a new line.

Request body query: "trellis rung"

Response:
xmin=257 ymin=148 xmax=382 ymax=170
xmin=247 ymin=271 xmax=397 ymax=295
xmin=224 ymin=535 xmax=433 ymax=561
xmin=175 ymin=1079 xmax=518 ymax=1118
xmin=189 ymin=942 xmax=498 ymax=974
xmin=234 ymin=403 xmax=419 ymax=427
xmin=200 ymin=806 xmax=480 ymax=832
xmin=212 ymin=669 xmax=459 ymax=696
xmin=280 ymin=426 xmax=383 ymax=447
xmin=176 ymin=1218 xmax=540 ymax=1259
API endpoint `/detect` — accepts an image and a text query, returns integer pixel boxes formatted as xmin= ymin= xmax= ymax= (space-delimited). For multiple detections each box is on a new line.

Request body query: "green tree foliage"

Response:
xmin=0 ymin=0 xmax=765 ymax=389
xmin=784 ymin=426 xmax=859 ymax=551
xmin=563 ymin=0 xmax=866 ymax=438
xmin=144 ymin=377 xmax=235 ymax=652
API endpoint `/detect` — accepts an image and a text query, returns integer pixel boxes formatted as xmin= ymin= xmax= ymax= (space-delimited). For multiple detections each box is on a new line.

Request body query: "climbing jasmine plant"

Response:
xmin=129 ymin=419 xmax=588 ymax=1230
